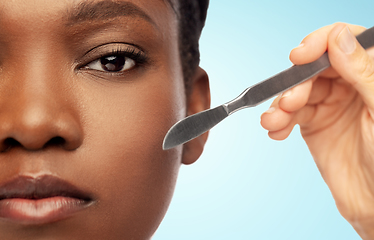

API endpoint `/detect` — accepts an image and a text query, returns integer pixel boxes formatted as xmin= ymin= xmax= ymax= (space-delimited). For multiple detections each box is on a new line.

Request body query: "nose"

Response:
xmin=0 ymin=73 xmax=83 ymax=152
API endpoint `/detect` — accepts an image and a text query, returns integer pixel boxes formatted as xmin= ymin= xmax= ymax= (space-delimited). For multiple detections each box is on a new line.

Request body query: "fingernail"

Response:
xmin=281 ymin=89 xmax=292 ymax=99
xmin=337 ymin=26 xmax=356 ymax=54
xmin=265 ymin=107 xmax=276 ymax=114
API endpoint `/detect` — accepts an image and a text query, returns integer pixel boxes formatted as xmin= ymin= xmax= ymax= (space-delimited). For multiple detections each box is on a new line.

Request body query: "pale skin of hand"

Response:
xmin=261 ymin=23 xmax=374 ymax=239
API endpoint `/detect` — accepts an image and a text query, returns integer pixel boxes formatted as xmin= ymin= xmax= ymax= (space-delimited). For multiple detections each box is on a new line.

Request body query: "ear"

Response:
xmin=182 ymin=67 xmax=211 ymax=165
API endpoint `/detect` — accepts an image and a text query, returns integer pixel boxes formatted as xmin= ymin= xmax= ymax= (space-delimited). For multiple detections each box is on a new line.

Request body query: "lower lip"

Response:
xmin=0 ymin=197 xmax=91 ymax=224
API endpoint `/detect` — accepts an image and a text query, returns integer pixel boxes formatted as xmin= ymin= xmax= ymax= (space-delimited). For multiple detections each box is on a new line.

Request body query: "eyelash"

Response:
xmin=80 ymin=45 xmax=149 ymax=75
xmin=107 ymin=47 xmax=148 ymax=65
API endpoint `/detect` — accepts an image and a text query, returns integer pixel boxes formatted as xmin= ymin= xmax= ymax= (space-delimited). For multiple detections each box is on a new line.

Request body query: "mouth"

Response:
xmin=0 ymin=175 xmax=94 ymax=225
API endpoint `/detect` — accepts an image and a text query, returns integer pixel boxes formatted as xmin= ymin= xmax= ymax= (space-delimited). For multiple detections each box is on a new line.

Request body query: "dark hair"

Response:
xmin=176 ymin=0 xmax=209 ymax=92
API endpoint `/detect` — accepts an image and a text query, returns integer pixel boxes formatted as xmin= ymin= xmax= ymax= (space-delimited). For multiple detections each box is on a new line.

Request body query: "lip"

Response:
xmin=0 ymin=175 xmax=94 ymax=225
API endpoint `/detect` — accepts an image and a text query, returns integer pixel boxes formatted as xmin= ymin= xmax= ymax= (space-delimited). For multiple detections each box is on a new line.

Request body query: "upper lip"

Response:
xmin=0 ymin=175 xmax=93 ymax=201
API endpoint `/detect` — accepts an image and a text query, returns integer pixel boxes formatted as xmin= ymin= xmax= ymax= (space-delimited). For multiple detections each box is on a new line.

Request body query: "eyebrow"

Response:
xmin=66 ymin=1 xmax=155 ymax=26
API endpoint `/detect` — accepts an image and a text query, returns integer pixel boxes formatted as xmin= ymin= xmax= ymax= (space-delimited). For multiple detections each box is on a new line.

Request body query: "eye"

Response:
xmin=78 ymin=44 xmax=149 ymax=76
xmin=86 ymin=55 xmax=136 ymax=72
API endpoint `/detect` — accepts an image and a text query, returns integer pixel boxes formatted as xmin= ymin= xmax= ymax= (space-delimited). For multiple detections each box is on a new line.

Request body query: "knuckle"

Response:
xmin=357 ymin=57 xmax=374 ymax=82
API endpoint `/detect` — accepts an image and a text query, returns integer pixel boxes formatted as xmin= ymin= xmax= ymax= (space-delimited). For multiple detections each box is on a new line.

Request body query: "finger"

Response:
xmin=319 ymin=27 xmax=374 ymax=79
xmin=278 ymin=78 xmax=313 ymax=112
xmin=327 ymin=23 xmax=374 ymax=113
xmin=290 ymin=24 xmax=334 ymax=65
xmin=267 ymin=104 xmax=317 ymax=140
xmin=261 ymin=97 xmax=293 ymax=132
xmin=268 ymin=121 xmax=296 ymax=140
xmin=290 ymin=23 xmax=366 ymax=65
xmin=262 ymin=78 xmax=314 ymax=138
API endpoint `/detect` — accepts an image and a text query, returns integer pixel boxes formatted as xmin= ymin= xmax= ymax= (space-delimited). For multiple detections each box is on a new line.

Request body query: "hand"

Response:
xmin=261 ymin=23 xmax=374 ymax=239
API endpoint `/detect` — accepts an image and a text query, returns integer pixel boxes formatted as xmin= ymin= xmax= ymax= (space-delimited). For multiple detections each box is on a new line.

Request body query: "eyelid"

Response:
xmin=76 ymin=43 xmax=148 ymax=70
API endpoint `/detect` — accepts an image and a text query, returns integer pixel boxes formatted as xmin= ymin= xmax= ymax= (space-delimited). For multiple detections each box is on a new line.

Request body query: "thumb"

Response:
xmin=328 ymin=23 xmax=374 ymax=110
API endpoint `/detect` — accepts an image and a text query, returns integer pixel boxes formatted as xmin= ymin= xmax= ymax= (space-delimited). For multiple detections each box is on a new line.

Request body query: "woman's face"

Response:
xmin=0 ymin=0 xmax=188 ymax=239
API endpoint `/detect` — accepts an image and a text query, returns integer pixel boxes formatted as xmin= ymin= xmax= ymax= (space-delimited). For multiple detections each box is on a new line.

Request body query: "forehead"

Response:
xmin=0 ymin=0 xmax=177 ymax=33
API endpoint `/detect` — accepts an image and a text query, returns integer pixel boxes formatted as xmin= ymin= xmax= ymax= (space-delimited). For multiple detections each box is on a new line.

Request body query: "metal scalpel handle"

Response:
xmin=225 ymin=26 xmax=374 ymax=114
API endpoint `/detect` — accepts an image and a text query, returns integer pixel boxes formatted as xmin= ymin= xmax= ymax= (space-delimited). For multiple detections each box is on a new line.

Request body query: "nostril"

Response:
xmin=0 ymin=137 xmax=67 ymax=152
xmin=43 ymin=137 xmax=66 ymax=148
xmin=1 ymin=138 xmax=21 ymax=152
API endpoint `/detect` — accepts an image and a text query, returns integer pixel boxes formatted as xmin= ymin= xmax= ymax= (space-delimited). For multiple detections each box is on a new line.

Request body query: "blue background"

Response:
xmin=154 ymin=0 xmax=372 ymax=239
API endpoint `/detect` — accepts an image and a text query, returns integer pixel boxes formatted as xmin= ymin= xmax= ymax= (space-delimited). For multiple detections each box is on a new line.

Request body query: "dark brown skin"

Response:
xmin=0 ymin=0 xmax=210 ymax=239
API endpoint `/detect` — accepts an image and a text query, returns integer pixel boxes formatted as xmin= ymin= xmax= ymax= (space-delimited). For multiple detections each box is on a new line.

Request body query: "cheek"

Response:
xmin=72 ymin=72 xmax=185 ymax=237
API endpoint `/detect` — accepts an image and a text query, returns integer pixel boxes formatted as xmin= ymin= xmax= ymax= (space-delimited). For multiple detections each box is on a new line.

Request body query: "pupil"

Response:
xmin=101 ymin=56 xmax=125 ymax=72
